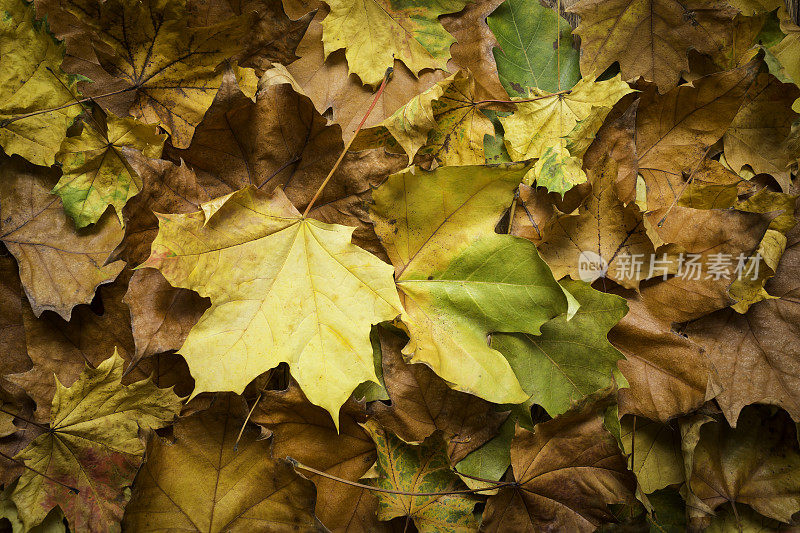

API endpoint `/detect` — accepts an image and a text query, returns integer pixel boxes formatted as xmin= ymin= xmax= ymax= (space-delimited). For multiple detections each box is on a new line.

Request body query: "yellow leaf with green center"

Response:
xmin=11 ymin=350 xmax=181 ymax=533
xmin=0 ymin=0 xmax=81 ymax=166
xmin=321 ymin=0 xmax=469 ymax=87
xmin=355 ymin=70 xmax=495 ymax=166
xmin=142 ymin=186 xmax=402 ymax=426
xmin=48 ymin=0 xmax=249 ymax=148
xmin=371 ymin=163 xmax=568 ymax=405
xmin=499 ymin=76 xmax=634 ymax=194
xmin=54 ymin=113 xmax=166 ymax=228
xmin=363 ymin=420 xmax=481 ymax=533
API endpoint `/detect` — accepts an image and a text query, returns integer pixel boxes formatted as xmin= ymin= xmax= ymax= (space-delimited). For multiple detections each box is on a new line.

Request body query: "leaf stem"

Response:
xmin=302 ymin=68 xmax=392 ymax=218
xmin=287 ymin=457 xmax=515 ymax=496
xmin=474 ymin=89 xmax=572 ymax=107
xmin=0 ymin=449 xmax=80 ymax=494
xmin=0 ymin=86 xmax=136 ymax=128
xmin=656 ymin=145 xmax=713 ymax=227
xmin=451 ymin=467 xmax=511 ymax=486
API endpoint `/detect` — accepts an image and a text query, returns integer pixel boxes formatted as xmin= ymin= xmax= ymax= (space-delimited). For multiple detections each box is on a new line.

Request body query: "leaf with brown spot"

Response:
xmin=38 ymin=0 xmax=250 ymax=149
xmin=0 ymin=155 xmax=124 ymax=321
xmin=11 ymin=351 xmax=182 ymax=533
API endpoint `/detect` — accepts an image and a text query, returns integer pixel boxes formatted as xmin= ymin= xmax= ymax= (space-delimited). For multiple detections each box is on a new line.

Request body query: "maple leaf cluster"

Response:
xmin=1 ymin=0 xmax=800 ymax=531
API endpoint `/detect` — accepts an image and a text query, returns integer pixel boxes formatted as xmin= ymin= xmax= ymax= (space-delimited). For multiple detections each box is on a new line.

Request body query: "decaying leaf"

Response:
xmin=253 ymin=383 xmax=385 ymax=533
xmin=568 ymin=0 xmax=738 ymax=92
xmin=124 ymin=393 xmax=325 ymax=532
xmin=370 ymin=325 xmax=509 ymax=464
xmin=481 ymin=397 xmax=635 ymax=532
xmin=11 ymin=351 xmax=181 ymax=532
xmin=40 ymin=0 xmax=250 ymax=148
xmin=0 ymin=155 xmax=124 ymax=320
xmin=143 ymin=186 xmax=402 ymax=424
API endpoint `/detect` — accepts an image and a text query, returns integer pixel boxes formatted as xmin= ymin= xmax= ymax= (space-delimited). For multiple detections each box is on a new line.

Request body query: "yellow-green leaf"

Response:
xmin=143 ymin=186 xmax=402 ymax=426
xmin=11 ymin=350 xmax=181 ymax=533
xmin=0 ymin=0 xmax=81 ymax=166
xmin=54 ymin=113 xmax=166 ymax=228
xmin=321 ymin=0 xmax=469 ymax=87
xmin=371 ymin=164 xmax=568 ymax=405
xmin=499 ymin=76 xmax=634 ymax=194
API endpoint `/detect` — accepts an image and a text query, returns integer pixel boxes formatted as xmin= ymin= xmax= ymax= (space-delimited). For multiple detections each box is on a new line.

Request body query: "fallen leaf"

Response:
xmin=723 ymin=72 xmax=800 ymax=191
xmin=568 ymin=0 xmax=738 ymax=92
xmin=53 ymin=111 xmax=166 ymax=228
xmin=123 ymin=268 xmax=209 ymax=363
xmin=355 ymin=70 xmax=495 ymax=167
xmin=0 ymin=253 xmax=30 ymax=395
xmin=11 ymin=350 xmax=181 ymax=532
xmin=143 ymin=186 xmax=402 ymax=425
xmin=500 ymin=75 xmax=634 ymax=193
xmin=487 ymin=0 xmax=580 ymax=95
xmin=116 ymin=155 xmax=211 ymax=266
xmin=371 ymin=163 xmax=568 ymax=405
xmin=124 ymin=393 xmax=325 ymax=532
xmin=491 ymin=279 xmax=628 ymax=418
xmin=535 ymin=155 xmax=656 ymax=289
xmin=166 ymin=74 xmax=406 ymax=258
xmin=481 ymin=397 xmax=635 ymax=532
xmin=684 ymin=217 xmax=800 ymax=425
xmin=44 ymin=0 xmax=250 ymax=148
xmin=363 ymin=420 xmax=481 ymax=533
xmin=769 ymin=8 xmax=800 ymax=112
xmin=610 ymin=291 xmax=718 ymax=422
xmin=0 ymin=0 xmax=82 ymax=166
xmin=619 ymin=416 xmax=684 ymax=494
xmin=635 ymin=63 xmax=757 ymax=210
xmin=253 ymin=383 xmax=386 ymax=533
xmin=687 ymin=406 xmax=800 ymax=525
xmin=370 ymin=325 xmax=509 ymax=464
xmin=0 ymin=155 xmax=124 ymax=320
xmin=440 ymin=0 xmax=507 ymax=101
xmin=185 ymin=0 xmax=313 ymax=72
xmin=321 ymin=0 xmax=468 ymax=87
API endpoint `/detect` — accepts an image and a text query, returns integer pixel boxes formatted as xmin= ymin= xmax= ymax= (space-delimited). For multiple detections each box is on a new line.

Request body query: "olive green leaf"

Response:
xmin=491 ymin=279 xmax=628 ymax=419
xmin=487 ymin=0 xmax=580 ymax=96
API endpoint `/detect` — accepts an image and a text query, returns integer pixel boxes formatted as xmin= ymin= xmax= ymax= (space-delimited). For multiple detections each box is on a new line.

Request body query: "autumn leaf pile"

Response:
xmin=1 ymin=0 xmax=800 ymax=530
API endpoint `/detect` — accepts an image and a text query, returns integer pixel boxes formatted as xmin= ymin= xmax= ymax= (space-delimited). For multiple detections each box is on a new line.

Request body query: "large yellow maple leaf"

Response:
xmin=142 ymin=186 xmax=402 ymax=426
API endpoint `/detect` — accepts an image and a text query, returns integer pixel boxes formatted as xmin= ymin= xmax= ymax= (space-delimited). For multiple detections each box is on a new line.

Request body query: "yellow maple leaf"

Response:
xmin=142 ymin=186 xmax=402 ymax=426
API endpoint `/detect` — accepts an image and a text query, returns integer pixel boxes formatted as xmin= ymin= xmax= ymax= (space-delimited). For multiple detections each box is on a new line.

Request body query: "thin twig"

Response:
xmin=302 ymin=68 xmax=393 ymax=218
xmin=287 ymin=457 xmax=516 ymax=496
xmin=474 ymin=89 xmax=571 ymax=107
